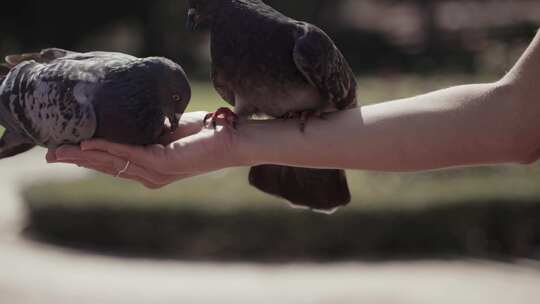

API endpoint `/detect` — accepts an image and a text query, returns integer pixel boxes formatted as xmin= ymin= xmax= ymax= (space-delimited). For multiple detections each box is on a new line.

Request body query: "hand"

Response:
xmin=47 ymin=112 xmax=238 ymax=189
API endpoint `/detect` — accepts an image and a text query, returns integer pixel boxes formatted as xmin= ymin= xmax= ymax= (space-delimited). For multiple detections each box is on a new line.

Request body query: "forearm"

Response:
xmin=233 ymin=31 xmax=540 ymax=172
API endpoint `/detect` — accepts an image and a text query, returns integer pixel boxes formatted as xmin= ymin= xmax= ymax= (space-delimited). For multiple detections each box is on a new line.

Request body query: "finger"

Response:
xmin=66 ymin=152 xmax=198 ymax=188
xmin=56 ymin=148 xmax=131 ymax=173
xmin=72 ymin=149 xmax=178 ymax=187
xmin=160 ymin=116 xmax=207 ymax=145
xmin=73 ymin=161 xmax=92 ymax=169
xmin=80 ymin=140 xmax=156 ymax=166
xmin=160 ymin=129 xmax=191 ymax=145
xmin=181 ymin=111 xmax=209 ymax=126
xmin=54 ymin=145 xmax=85 ymax=161
xmin=46 ymin=149 xmax=57 ymax=163
xmin=72 ymin=160 xmax=162 ymax=189
xmin=56 ymin=144 xmax=195 ymax=185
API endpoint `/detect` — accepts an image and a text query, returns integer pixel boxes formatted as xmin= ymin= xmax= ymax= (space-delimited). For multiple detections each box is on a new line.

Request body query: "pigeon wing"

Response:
xmin=8 ymin=57 xmax=99 ymax=147
xmin=293 ymin=23 xmax=358 ymax=110
xmin=5 ymin=48 xmax=76 ymax=67
xmin=0 ymin=129 xmax=35 ymax=159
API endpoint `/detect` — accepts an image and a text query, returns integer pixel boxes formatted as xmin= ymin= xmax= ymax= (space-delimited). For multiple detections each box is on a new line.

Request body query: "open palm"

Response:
xmin=47 ymin=112 xmax=237 ymax=189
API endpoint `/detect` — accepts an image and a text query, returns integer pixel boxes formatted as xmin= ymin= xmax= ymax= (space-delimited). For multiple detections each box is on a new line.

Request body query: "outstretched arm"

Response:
xmin=50 ymin=29 xmax=540 ymax=187
xmin=236 ymin=29 xmax=540 ymax=171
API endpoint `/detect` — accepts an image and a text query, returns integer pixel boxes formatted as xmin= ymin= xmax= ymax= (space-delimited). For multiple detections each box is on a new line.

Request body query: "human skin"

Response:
xmin=48 ymin=29 xmax=540 ymax=189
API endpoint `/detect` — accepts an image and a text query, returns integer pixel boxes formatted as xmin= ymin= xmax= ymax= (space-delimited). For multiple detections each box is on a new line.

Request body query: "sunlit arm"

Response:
xmin=234 ymin=29 xmax=540 ymax=172
xmin=51 ymin=30 xmax=540 ymax=188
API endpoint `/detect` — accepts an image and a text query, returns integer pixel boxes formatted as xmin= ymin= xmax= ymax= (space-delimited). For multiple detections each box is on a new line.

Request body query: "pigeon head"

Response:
xmin=143 ymin=57 xmax=192 ymax=131
xmin=103 ymin=57 xmax=191 ymax=133
xmin=186 ymin=0 xmax=226 ymax=30
xmin=118 ymin=57 xmax=191 ymax=131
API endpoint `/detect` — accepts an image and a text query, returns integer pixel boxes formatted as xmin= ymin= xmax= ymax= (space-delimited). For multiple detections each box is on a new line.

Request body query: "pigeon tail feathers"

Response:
xmin=249 ymin=165 xmax=351 ymax=212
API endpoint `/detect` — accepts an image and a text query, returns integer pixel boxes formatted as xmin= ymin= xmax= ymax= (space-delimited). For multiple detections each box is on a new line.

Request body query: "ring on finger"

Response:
xmin=116 ymin=160 xmax=131 ymax=178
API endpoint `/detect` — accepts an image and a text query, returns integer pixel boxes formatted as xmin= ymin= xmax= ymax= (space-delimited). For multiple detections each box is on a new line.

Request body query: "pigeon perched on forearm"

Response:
xmin=0 ymin=48 xmax=191 ymax=159
xmin=187 ymin=0 xmax=358 ymax=212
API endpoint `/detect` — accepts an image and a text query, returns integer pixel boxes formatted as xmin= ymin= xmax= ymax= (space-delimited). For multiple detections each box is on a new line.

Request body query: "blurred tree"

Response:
xmin=268 ymin=0 xmax=342 ymax=26
xmin=0 ymin=0 xmax=537 ymax=77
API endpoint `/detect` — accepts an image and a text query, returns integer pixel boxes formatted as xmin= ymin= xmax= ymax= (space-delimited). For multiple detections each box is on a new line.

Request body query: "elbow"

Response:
xmin=519 ymin=152 xmax=540 ymax=165
xmin=514 ymin=137 xmax=540 ymax=164
xmin=514 ymin=135 xmax=540 ymax=165
xmin=491 ymin=81 xmax=540 ymax=165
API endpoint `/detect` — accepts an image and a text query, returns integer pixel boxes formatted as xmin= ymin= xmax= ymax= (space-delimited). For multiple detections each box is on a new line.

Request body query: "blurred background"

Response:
xmin=1 ymin=0 xmax=540 ymax=303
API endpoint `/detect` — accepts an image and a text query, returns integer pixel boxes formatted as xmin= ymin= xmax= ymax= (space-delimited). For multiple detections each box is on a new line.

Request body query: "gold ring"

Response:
xmin=116 ymin=160 xmax=131 ymax=178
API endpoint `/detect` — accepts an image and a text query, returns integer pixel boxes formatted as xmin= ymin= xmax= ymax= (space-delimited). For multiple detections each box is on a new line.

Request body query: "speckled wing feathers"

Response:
xmin=15 ymin=60 xmax=97 ymax=146
xmin=0 ymin=64 xmax=9 ymax=78
xmin=1 ymin=48 xmax=192 ymax=159
xmin=0 ymin=49 xmax=99 ymax=149
xmin=0 ymin=129 xmax=34 ymax=159
xmin=293 ymin=23 xmax=357 ymax=110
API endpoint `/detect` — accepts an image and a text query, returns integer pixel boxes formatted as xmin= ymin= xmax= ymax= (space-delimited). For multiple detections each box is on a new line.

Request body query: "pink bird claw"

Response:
xmin=204 ymin=107 xmax=239 ymax=129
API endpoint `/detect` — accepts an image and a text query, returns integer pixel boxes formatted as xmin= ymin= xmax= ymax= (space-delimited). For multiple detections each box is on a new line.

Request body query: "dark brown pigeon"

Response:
xmin=0 ymin=48 xmax=191 ymax=159
xmin=187 ymin=0 xmax=358 ymax=213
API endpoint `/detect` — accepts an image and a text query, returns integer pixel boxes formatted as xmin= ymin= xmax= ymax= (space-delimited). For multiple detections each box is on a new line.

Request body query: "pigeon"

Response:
xmin=187 ymin=0 xmax=358 ymax=212
xmin=0 ymin=48 xmax=191 ymax=159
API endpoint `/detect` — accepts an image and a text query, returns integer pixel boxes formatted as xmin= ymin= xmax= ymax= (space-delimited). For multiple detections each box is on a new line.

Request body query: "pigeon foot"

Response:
xmin=204 ymin=107 xmax=239 ymax=129
xmin=284 ymin=110 xmax=326 ymax=132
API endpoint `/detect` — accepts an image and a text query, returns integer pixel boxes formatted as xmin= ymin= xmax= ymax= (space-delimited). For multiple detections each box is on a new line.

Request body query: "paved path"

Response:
xmin=2 ymin=150 xmax=540 ymax=304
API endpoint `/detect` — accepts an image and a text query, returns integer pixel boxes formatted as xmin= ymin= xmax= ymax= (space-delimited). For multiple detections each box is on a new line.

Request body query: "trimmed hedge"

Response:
xmin=23 ymin=166 xmax=540 ymax=261
xmin=26 ymin=200 xmax=540 ymax=261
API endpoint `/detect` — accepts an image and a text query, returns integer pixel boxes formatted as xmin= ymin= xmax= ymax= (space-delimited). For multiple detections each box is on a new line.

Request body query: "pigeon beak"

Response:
xmin=169 ymin=113 xmax=181 ymax=132
xmin=187 ymin=9 xmax=198 ymax=31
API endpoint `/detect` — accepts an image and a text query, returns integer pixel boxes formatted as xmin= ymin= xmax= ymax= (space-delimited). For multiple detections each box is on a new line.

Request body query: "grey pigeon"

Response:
xmin=0 ymin=48 xmax=191 ymax=159
xmin=187 ymin=0 xmax=358 ymax=212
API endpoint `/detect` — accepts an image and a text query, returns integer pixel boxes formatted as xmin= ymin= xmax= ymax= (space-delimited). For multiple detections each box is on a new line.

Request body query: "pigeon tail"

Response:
xmin=249 ymin=165 xmax=351 ymax=212
xmin=0 ymin=129 xmax=35 ymax=160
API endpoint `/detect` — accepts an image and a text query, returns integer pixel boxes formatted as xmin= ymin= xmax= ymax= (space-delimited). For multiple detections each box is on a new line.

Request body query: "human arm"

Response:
xmin=236 ymin=82 xmax=534 ymax=172
xmin=47 ymin=111 xmax=236 ymax=188
xmin=230 ymin=28 xmax=540 ymax=172
xmin=50 ymin=29 xmax=540 ymax=186
xmin=237 ymin=29 xmax=540 ymax=171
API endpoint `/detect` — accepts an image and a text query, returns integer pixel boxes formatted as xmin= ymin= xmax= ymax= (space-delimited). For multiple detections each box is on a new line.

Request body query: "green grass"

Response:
xmin=187 ymin=81 xmax=225 ymax=112
xmin=24 ymin=164 xmax=540 ymax=213
xmin=24 ymin=163 xmax=540 ymax=260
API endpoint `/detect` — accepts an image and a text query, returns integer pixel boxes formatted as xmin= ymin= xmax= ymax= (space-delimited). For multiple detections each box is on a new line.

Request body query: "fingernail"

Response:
xmin=56 ymin=146 xmax=69 ymax=153
xmin=56 ymin=158 xmax=80 ymax=163
xmin=80 ymin=141 xmax=89 ymax=150
xmin=55 ymin=153 xmax=70 ymax=161
xmin=81 ymin=140 xmax=96 ymax=151
xmin=55 ymin=147 xmax=77 ymax=161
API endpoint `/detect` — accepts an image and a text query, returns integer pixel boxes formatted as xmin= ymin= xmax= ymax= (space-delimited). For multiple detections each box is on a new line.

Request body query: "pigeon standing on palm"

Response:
xmin=0 ymin=48 xmax=191 ymax=159
xmin=187 ymin=0 xmax=358 ymax=212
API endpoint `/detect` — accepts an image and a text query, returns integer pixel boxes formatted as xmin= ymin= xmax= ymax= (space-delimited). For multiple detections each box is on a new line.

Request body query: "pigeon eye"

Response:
xmin=173 ymin=95 xmax=181 ymax=102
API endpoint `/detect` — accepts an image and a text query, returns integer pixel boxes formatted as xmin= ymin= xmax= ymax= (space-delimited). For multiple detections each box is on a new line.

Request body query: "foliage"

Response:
xmin=0 ymin=1 xmax=536 ymax=78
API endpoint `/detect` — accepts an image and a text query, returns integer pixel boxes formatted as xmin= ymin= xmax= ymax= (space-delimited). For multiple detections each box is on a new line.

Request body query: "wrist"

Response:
xmin=230 ymin=118 xmax=298 ymax=167
xmin=493 ymin=76 xmax=540 ymax=164
xmin=229 ymin=120 xmax=264 ymax=167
